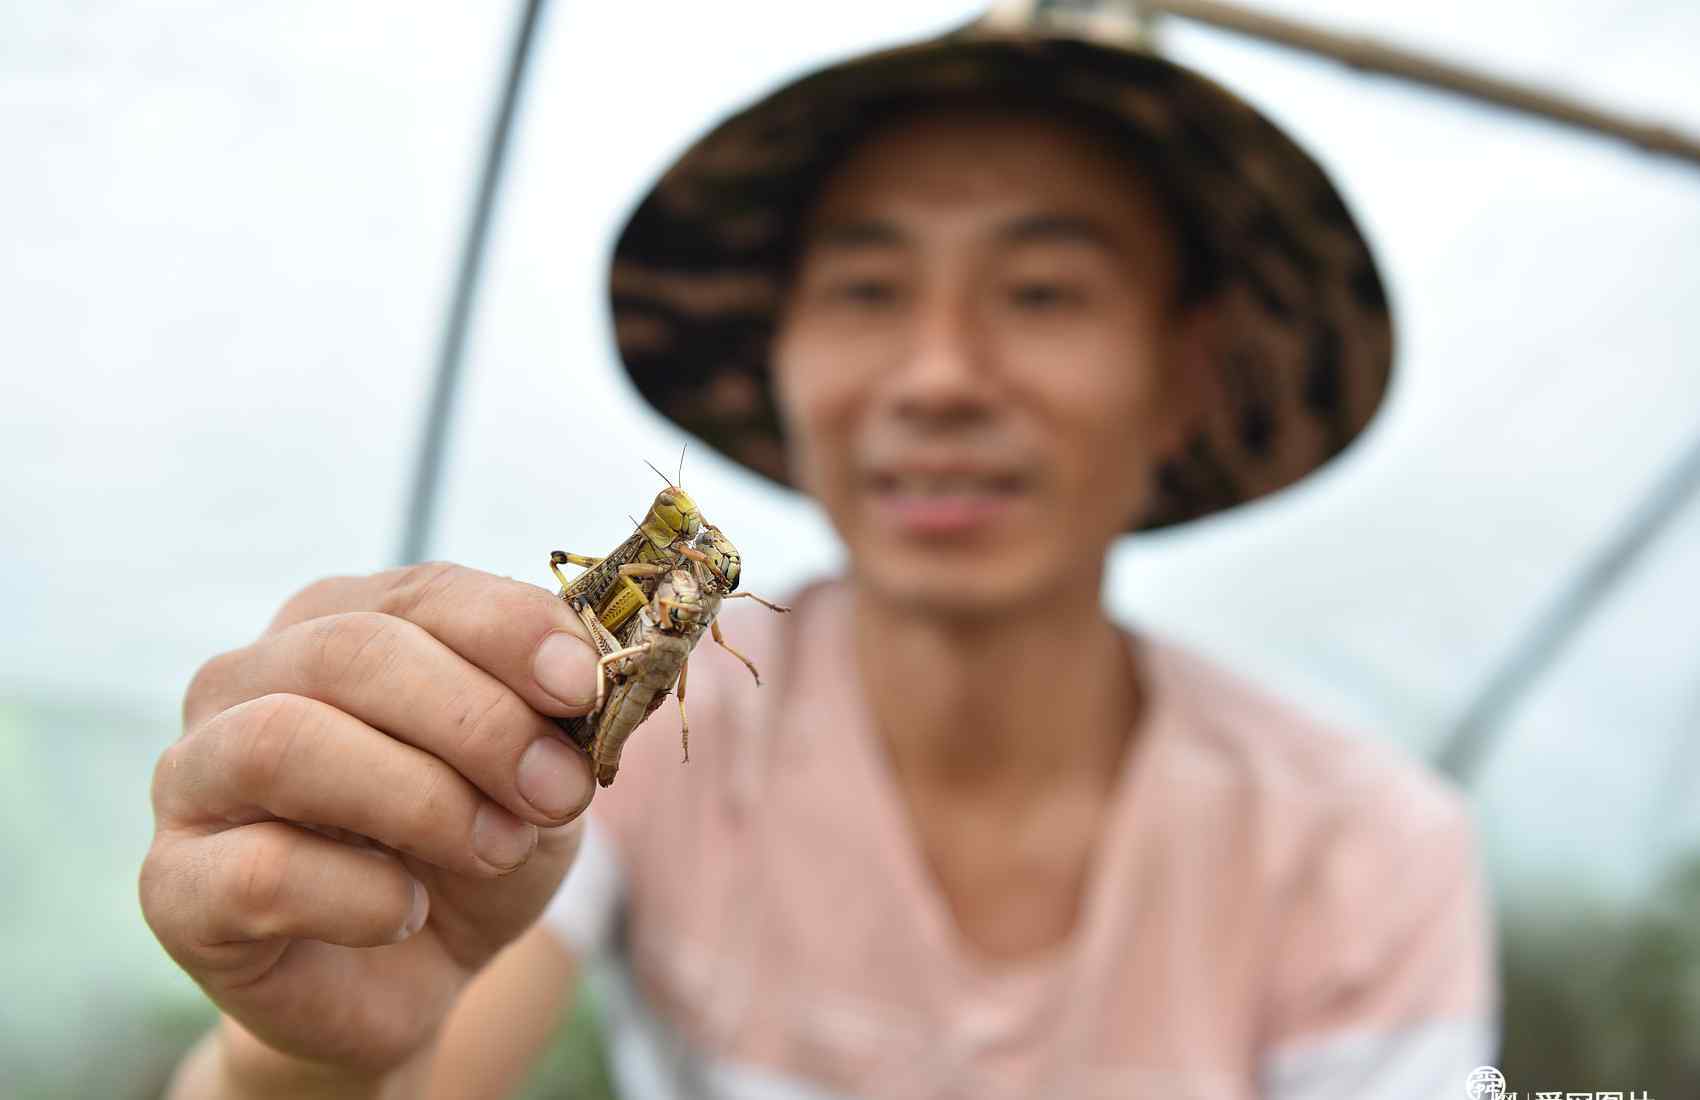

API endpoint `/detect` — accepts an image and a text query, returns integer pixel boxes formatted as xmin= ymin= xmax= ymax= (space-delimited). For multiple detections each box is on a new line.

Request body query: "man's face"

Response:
xmin=772 ymin=110 xmax=1197 ymax=618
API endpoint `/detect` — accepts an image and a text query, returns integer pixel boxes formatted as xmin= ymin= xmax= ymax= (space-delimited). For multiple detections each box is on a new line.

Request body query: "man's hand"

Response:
xmin=139 ymin=563 xmax=601 ymax=1091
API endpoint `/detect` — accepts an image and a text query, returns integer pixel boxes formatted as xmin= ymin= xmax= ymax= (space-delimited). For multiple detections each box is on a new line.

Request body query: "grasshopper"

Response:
xmin=556 ymin=523 xmax=790 ymax=786
xmin=560 ymin=567 xmax=710 ymax=786
xmin=680 ymin=521 xmax=790 ymax=684
xmin=549 ymin=470 xmax=714 ymax=646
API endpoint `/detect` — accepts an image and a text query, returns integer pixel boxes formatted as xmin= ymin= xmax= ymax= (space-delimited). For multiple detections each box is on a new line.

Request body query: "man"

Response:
xmin=141 ymin=12 xmax=1497 ymax=1099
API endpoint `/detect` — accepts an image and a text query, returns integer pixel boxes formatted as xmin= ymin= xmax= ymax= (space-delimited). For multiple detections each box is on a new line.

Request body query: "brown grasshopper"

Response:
xmin=557 ymin=522 xmax=789 ymax=786
xmin=562 ymin=567 xmax=710 ymax=787
xmin=680 ymin=521 xmax=789 ymax=682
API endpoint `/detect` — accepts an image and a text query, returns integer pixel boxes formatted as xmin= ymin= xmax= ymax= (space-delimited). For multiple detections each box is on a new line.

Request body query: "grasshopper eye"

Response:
xmin=657 ymin=492 xmax=676 ymax=509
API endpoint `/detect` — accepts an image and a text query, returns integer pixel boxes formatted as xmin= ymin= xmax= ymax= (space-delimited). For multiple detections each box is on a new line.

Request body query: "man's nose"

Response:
xmin=887 ymin=287 xmax=994 ymax=424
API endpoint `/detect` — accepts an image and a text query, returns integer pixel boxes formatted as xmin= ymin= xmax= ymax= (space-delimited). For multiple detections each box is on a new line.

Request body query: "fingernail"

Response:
xmin=393 ymin=879 xmax=428 ymax=943
xmin=517 ymin=737 xmax=592 ymax=820
xmin=472 ymin=803 xmax=538 ymax=872
xmin=533 ymin=631 xmax=599 ymax=707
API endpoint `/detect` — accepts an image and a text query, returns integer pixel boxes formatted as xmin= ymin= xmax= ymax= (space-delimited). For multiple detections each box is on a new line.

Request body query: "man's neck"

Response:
xmin=850 ymin=578 xmax=1143 ymax=803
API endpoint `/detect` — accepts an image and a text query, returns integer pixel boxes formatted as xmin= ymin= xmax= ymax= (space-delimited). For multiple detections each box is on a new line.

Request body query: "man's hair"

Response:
xmin=775 ymin=88 xmax=1224 ymax=314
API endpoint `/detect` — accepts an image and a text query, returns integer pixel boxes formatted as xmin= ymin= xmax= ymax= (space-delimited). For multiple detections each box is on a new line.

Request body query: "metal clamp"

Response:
xmin=979 ymin=0 xmax=1155 ymax=45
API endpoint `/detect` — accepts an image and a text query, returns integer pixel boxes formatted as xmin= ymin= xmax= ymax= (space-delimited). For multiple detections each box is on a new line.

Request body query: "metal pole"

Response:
xmin=1437 ymin=424 xmax=1700 ymax=782
xmin=1140 ymin=0 xmax=1700 ymax=168
xmin=1104 ymin=2 xmax=1700 ymax=778
xmin=398 ymin=0 xmax=549 ymax=565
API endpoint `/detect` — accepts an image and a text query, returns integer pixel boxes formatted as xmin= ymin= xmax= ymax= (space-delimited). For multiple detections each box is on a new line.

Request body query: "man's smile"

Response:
xmin=864 ymin=464 xmax=1033 ymax=537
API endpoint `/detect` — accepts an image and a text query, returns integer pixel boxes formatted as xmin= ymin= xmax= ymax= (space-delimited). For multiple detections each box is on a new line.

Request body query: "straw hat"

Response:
xmin=606 ymin=4 xmax=1392 ymax=529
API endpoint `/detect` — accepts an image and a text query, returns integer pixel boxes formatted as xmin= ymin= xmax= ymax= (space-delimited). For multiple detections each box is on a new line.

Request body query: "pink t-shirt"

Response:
xmin=545 ymin=580 xmax=1498 ymax=1099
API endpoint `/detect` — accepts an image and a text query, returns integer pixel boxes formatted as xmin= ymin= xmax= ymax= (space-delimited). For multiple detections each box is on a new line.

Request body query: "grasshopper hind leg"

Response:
xmin=710 ymin=620 xmax=763 ymax=685
xmin=724 ymin=591 xmax=791 ymax=614
xmin=574 ymin=600 xmax=620 ymax=659
xmin=549 ymin=550 xmax=604 ymax=594
xmin=592 ymin=641 xmax=651 ymax=716
xmin=675 ymin=658 xmax=691 ymax=763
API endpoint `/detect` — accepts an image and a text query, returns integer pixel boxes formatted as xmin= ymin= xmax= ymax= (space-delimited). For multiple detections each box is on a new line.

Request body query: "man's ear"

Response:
xmin=768 ymin=341 xmax=820 ymax=498
xmin=1126 ymin=299 xmax=1230 ymax=530
xmin=1153 ymin=297 xmax=1225 ymax=459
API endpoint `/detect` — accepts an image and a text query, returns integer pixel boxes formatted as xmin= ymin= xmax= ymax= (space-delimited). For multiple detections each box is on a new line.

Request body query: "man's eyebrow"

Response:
xmin=997 ymin=213 xmax=1119 ymax=251
xmin=800 ymin=213 xmax=1120 ymax=254
xmin=803 ymin=218 xmax=908 ymax=251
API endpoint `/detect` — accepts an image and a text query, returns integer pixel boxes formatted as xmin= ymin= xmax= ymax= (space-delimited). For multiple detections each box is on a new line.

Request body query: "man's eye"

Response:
xmin=1008 ymin=282 xmax=1084 ymax=309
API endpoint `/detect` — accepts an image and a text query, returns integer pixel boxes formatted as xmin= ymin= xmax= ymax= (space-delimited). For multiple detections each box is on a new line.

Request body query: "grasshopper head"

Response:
xmin=694 ymin=524 xmax=741 ymax=593
xmin=652 ymin=567 xmax=706 ymax=631
xmin=641 ymin=486 xmax=703 ymax=549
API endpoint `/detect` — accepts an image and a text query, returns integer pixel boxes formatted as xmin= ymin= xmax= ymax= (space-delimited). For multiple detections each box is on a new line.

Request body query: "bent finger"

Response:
xmin=262 ymin=563 xmax=602 ymax=719
xmin=161 ymin=693 xmax=540 ymax=878
xmin=184 ymin=612 xmax=594 ymax=827
xmin=161 ymin=822 xmax=424 ymax=959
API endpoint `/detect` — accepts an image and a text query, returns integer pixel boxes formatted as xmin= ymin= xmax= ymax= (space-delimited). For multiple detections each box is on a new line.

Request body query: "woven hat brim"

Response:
xmin=608 ymin=28 xmax=1394 ymax=531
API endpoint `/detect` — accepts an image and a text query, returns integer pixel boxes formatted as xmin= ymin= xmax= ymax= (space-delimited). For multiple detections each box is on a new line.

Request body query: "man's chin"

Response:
xmin=850 ymin=553 xmax=1052 ymax=623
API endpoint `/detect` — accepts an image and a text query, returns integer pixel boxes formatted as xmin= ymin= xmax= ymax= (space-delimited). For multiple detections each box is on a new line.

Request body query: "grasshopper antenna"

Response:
xmin=677 ymin=443 xmax=687 ymax=486
xmin=643 ymin=459 xmax=675 ymax=488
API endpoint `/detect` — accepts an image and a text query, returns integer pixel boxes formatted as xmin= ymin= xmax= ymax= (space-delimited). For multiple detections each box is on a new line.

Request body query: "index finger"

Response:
xmin=266 ymin=562 xmax=600 ymax=719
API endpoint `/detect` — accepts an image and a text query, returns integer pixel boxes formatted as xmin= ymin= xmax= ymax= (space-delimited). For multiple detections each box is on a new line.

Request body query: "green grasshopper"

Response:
xmin=548 ymin=467 xmax=715 ymax=645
